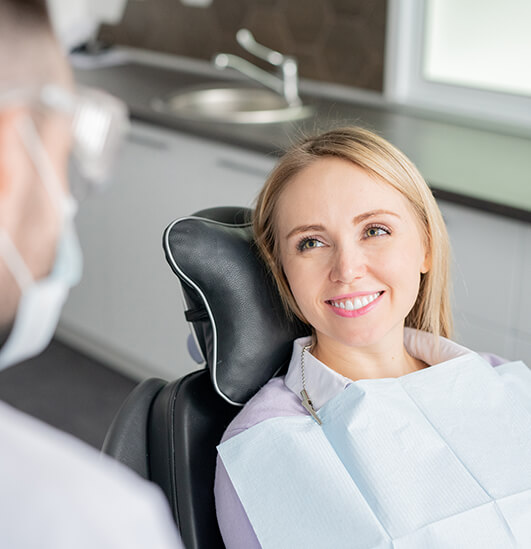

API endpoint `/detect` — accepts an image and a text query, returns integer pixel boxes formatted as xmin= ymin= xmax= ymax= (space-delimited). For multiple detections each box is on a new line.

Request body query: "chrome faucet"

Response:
xmin=213 ymin=29 xmax=301 ymax=107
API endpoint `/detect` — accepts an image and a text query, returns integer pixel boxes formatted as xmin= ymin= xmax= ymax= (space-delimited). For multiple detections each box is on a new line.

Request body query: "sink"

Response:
xmin=151 ymin=85 xmax=314 ymax=124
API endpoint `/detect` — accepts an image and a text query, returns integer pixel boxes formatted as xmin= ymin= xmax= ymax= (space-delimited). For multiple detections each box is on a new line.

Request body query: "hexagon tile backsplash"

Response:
xmin=99 ymin=0 xmax=387 ymax=92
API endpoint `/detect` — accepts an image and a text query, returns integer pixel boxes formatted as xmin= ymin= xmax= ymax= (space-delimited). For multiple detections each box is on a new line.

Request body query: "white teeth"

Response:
xmin=329 ymin=292 xmax=381 ymax=311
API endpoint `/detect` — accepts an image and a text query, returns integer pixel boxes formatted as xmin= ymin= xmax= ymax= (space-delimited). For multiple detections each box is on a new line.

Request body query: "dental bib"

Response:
xmin=218 ymin=354 xmax=531 ymax=548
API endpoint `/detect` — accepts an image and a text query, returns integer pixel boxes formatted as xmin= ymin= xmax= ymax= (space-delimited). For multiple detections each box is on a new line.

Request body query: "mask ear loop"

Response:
xmin=0 ymin=229 xmax=34 ymax=291
xmin=15 ymin=115 xmax=71 ymax=218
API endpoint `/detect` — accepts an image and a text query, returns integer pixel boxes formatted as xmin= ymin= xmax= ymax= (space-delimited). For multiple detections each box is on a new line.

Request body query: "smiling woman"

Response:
xmin=274 ymin=157 xmax=431 ymax=380
xmin=214 ymin=127 xmax=531 ymax=549
xmin=254 ymin=127 xmax=451 ymax=343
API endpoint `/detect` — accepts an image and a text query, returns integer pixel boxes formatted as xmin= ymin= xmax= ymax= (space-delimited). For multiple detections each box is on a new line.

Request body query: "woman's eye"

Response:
xmin=365 ymin=226 xmax=389 ymax=238
xmin=298 ymin=238 xmax=324 ymax=251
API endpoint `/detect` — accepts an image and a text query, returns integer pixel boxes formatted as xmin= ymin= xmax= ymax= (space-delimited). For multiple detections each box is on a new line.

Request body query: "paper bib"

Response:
xmin=218 ymin=355 xmax=531 ymax=548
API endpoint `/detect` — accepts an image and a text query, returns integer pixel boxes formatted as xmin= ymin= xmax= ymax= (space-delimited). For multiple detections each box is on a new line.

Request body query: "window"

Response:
xmin=385 ymin=0 xmax=531 ymax=128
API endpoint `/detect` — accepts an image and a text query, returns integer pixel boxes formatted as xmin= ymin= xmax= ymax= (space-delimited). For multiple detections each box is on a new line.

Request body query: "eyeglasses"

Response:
xmin=0 ymin=84 xmax=130 ymax=198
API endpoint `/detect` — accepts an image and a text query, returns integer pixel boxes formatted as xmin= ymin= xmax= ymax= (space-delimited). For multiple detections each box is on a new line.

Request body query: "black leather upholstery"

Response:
xmin=163 ymin=207 xmax=309 ymax=405
xmin=102 ymin=377 xmax=166 ymax=478
xmin=104 ymin=206 xmax=309 ymax=549
xmin=102 ymin=372 xmax=234 ymax=549
xmin=148 ymin=370 xmax=237 ymax=549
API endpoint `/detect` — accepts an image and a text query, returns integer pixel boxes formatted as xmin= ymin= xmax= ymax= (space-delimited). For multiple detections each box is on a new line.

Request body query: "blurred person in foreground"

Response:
xmin=0 ymin=1 xmax=182 ymax=547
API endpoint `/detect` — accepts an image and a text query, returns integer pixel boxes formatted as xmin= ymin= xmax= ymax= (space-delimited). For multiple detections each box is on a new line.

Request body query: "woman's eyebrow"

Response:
xmin=285 ymin=210 xmax=401 ymax=238
xmin=353 ymin=209 xmax=401 ymax=224
xmin=285 ymin=224 xmax=325 ymax=239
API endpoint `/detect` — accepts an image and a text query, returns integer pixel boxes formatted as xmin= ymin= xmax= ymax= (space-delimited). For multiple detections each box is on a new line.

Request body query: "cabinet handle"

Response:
xmin=216 ymin=157 xmax=272 ymax=179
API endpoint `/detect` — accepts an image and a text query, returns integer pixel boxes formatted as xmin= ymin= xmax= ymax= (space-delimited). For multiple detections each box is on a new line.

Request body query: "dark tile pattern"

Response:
xmin=99 ymin=0 xmax=387 ymax=91
xmin=0 ymin=339 xmax=137 ymax=449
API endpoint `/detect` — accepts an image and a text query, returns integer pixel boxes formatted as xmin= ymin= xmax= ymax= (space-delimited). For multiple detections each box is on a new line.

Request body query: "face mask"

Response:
xmin=0 ymin=119 xmax=83 ymax=370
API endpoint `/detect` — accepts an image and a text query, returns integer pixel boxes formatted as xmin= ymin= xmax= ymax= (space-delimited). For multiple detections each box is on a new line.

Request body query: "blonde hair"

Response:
xmin=253 ymin=127 xmax=453 ymax=339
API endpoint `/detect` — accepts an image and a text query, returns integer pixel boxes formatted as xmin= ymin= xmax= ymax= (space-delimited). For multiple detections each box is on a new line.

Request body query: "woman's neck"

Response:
xmin=312 ymin=329 xmax=427 ymax=382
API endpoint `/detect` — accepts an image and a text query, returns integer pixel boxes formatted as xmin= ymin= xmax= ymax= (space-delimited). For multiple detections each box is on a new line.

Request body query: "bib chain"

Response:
xmin=300 ymin=343 xmax=322 ymax=425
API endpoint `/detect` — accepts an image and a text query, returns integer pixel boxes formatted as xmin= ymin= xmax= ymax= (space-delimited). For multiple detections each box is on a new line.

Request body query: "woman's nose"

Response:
xmin=329 ymin=246 xmax=366 ymax=284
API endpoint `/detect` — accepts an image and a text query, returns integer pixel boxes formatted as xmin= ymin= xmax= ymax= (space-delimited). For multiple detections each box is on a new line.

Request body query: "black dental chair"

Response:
xmin=102 ymin=207 xmax=309 ymax=549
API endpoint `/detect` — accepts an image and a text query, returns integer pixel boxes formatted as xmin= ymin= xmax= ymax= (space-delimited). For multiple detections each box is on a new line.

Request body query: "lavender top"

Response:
xmin=214 ymin=329 xmax=507 ymax=548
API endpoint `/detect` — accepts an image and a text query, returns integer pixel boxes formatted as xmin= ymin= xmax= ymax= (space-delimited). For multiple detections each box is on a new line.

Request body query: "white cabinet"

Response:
xmin=58 ymin=122 xmax=275 ymax=381
xmin=517 ymin=225 xmax=531 ymax=337
xmin=438 ymin=200 xmax=530 ymax=363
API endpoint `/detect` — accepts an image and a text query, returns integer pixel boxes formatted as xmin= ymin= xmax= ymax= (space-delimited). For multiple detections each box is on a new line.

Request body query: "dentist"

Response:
xmin=0 ymin=1 xmax=182 ymax=547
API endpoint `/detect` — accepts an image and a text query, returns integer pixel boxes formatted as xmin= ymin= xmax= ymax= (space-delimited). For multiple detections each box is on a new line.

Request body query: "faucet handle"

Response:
xmin=236 ymin=29 xmax=287 ymax=67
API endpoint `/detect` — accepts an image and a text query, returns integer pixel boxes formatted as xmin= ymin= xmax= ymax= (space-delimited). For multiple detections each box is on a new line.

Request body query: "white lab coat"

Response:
xmin=0 ymin=399 xmax=183 ymax=548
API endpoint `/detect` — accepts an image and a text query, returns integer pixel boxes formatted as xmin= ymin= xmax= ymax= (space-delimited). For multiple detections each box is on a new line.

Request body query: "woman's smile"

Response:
xmin=326 ymin=290 xmax=384 ymax=317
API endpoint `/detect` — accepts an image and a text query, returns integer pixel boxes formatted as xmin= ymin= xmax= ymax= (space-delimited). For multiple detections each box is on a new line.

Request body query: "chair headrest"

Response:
xmin=163 ymin=207 xmax=309 ymax=406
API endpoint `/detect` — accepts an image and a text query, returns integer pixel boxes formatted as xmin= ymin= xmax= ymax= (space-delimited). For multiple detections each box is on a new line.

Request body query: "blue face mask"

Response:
xmin=0 ymin=85 xmax=128 ymax=369
xmin=0 ymin=118 xmax=83 ymax=370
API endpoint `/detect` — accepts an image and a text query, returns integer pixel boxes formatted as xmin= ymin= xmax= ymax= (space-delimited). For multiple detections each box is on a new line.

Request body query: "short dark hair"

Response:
xmin=0 ymin=0 xmax=66 ymax=89
xmin=0 ymin=0 xmax=51 ymax=30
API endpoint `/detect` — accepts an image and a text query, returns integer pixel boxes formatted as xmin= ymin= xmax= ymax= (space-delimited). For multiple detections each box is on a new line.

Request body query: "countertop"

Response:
xmin=73 ymin=48 xmax=531 ymax=223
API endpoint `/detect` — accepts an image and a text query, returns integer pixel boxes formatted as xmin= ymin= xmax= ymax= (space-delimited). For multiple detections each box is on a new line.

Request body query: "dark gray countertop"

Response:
xmin=74 ymin=52 xmax=531 ymax=223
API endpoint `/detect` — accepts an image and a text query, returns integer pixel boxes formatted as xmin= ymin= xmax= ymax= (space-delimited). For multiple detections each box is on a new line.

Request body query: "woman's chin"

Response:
xmin=317 ymin=323 xmax=404 ymax=351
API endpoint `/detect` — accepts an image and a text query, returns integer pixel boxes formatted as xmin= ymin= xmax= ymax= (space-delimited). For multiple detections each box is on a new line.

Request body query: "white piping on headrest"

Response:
xmin=163 ymin=215 xmax=251 ymax=407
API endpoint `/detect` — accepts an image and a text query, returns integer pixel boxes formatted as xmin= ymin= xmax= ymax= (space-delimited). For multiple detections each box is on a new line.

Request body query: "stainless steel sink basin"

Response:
xmin=151 ymin=86 xmax=314 ymax=124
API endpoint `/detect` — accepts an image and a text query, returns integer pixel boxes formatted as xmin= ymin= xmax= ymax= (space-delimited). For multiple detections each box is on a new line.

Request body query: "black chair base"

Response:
xmin=103 ymin=369 xmax=237 ymax=549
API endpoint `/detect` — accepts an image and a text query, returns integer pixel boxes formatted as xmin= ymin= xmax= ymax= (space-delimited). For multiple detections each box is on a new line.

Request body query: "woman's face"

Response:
xmin=276 ymin=157 xmax=429 ymax=352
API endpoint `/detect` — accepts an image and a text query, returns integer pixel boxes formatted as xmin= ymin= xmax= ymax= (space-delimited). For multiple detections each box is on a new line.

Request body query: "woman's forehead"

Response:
xmin=275 ymin=157 xmax=415 ymax=231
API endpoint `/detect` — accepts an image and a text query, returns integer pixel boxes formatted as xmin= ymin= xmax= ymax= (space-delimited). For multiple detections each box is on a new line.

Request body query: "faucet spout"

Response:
xmin=213 ymin=54 xmax=282 ymax=96
xmin=213 ymin=29 xmax=301 ymax=107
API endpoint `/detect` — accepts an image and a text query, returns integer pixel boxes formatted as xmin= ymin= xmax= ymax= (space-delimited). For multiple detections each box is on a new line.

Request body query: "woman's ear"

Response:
xmin=420 ymin=237 xmax=432 ymax=274
xmin=421 ymin=255 xmax=431 ymax=274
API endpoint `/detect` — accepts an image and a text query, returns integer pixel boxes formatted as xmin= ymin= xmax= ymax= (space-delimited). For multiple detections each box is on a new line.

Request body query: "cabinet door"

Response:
xmin=438 ymin=200 xmax=525 ymax=359
xmin=59 ymin=122 xmax=275 ymax=380
xmin=517 ymin=225 xmax=531 ymax=336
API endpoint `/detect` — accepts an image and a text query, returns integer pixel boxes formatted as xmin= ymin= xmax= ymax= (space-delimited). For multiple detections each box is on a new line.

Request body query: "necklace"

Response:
xmin=300 ymin=343 xmax=322 ymax=425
